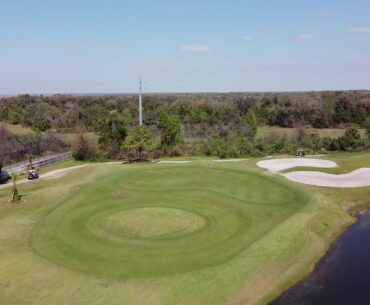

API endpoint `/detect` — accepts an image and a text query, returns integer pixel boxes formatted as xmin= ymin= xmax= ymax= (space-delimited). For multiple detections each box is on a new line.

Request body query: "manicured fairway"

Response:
xmin=0 ymin=157 xmax=368 ymax=305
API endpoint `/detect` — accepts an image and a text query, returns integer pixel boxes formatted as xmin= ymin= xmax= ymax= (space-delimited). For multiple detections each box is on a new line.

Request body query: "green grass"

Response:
xmin=31 ymin=165 xmax=307 ymax=279
xmin=257 ymin=126 xmax=367 ymax=139
xmin=0 ymin=156 xmax=369 ymax=305
xmin=37 ymin=159 xmax=84 ymax=173
xmin=103 ymin=207 xmax=206 ymax=239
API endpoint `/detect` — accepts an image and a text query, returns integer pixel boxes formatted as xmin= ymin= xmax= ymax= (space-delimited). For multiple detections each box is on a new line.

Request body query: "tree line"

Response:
xmin=0 ymin=91 xmax=369 ymax=161
xmin=1 ymin=91 xmax=370 ymax=131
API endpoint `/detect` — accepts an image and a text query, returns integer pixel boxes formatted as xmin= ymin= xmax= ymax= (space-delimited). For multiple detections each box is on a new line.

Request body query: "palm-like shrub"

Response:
xmin=11 ymin=173 xmax=20 ymax=203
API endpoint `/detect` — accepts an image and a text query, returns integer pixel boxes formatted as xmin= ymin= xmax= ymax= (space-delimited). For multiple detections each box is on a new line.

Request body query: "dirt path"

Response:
xmin=0 ymin=165 xmax=88 ymax=190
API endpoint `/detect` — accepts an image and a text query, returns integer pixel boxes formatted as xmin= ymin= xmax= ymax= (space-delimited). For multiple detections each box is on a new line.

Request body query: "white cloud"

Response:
xmin=348 ymin=27 xmax=370 ymax=33
xmin=297 ymin=34 xmax=316 ymax=41
xmin=179 ymin=44 xmax=210 ymax=53
xmin=242 ymin=35 xmax=254 ymax=41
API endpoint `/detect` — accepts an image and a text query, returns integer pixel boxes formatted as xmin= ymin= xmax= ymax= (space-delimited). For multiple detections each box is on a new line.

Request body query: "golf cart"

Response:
xmin=296 ymin=149 xmax=305 ymax=157
xmin=28 ymin=169 xmax=39 ymax=180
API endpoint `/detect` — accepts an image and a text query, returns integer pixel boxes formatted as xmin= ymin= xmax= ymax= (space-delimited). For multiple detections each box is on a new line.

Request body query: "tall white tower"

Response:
xmin=139 ymin=77 xmax=143 ymax=126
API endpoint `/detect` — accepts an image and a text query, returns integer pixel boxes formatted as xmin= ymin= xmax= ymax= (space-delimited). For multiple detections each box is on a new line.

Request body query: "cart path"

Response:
xmin=0 ymin=165 xmax=88 ymax=190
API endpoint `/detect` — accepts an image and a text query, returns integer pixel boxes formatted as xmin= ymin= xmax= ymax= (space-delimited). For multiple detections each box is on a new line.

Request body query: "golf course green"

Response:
xmin=31 ymin=165 xmax=306 ymax=279
xmin=0 ymin=155 xmax=369 ymax=305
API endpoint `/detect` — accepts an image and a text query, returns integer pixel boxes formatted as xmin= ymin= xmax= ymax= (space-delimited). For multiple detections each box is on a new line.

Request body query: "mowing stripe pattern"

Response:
xmin=31 ymin=166 xmax=307 ymax=280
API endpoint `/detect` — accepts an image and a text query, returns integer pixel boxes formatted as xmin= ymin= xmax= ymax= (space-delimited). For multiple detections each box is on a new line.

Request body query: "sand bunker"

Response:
xmin=257 ymin=158 xmax=370 ymax=188
xmin=257 ymin=158 xmax=337 ymax=172
xmin=284 ymin=168 xmax=370 ymax=188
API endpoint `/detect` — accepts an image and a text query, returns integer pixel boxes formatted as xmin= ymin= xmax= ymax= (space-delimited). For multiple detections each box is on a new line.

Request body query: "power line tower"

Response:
xmin=139 ymin=77 xmax=143 ymax=126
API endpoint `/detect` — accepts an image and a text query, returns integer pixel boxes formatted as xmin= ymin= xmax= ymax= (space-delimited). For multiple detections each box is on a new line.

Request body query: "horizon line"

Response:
xmin=1 ymin=88 xmax=370 ymax=97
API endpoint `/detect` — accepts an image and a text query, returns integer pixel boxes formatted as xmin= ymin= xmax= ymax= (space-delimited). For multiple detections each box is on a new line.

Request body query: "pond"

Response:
xmin=271 ymin=210 xmax=370 ymax=305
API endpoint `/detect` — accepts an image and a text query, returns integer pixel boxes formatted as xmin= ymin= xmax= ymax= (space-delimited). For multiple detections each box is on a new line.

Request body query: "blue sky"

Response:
xmin=0 ymin=0 xmax=370 ymax=94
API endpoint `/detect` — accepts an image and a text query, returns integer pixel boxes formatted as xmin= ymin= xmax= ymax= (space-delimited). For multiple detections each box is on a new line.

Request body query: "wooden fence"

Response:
xmin=0 ymin=140 xmax=41 ymax=164
xmin=3 ymin=152 xmax=72 ymax=175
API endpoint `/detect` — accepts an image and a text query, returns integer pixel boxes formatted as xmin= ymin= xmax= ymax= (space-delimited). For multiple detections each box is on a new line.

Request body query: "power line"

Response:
xmin=139 ymin=77 xmax=143 ymax=126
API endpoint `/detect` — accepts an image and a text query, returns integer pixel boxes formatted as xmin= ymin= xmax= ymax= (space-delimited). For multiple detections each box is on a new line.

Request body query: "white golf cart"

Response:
xmin=28 ymin=169 xmax=39 ymax=180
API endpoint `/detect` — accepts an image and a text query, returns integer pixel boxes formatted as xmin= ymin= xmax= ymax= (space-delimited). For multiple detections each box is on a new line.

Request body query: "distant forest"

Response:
xmin=1 ymin=91 xmax=370 ymax=160
xmin=1 ymin=91 xmax=370 ymax=131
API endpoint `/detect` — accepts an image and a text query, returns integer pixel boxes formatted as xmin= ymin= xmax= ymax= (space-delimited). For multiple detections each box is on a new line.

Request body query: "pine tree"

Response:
xmin=123 ymin=126 xmax=153 ymax=161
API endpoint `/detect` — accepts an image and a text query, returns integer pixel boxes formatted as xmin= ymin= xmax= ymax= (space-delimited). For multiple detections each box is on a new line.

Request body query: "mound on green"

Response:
xmin=103 ymin=207 xmax=206 ymax=239
xmin=0 ymin=157 xmax=367 ymax=305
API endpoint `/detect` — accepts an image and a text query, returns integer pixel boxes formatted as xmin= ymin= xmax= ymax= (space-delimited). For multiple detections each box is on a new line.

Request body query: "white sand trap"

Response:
xmin=158 ymin=161 xmax=191 ymax=164
xmin=213 ymin=159 xmax=247 ymax=163
xmin=284 ymin=168 xmax=370 ymax=188
xmin=257 ymin=158 xmax=337 ymax=172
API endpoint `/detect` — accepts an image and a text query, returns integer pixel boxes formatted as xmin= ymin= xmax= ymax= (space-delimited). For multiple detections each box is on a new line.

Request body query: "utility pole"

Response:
xmin=139 ymin=77 xmax=143 ymax=126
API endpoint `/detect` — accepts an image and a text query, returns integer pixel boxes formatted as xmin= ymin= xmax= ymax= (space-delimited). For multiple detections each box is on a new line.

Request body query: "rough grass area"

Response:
xmin=56 ymin=132 xmax=99 ymax=145
xmin=0 ymin=156 xmax=369 ymax=305
xmin=0 ymin=122 xmax=36 ymax=135
xmin=257 ymin=126 xmax=367 ymax=139
xmin=0 ymin=122 xmax=99 ymax=145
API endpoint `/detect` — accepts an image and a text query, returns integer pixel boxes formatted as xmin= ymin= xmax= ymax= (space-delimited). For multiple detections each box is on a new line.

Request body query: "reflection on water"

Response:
xmin=271 ymin=210 xmax=370 ymax=305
